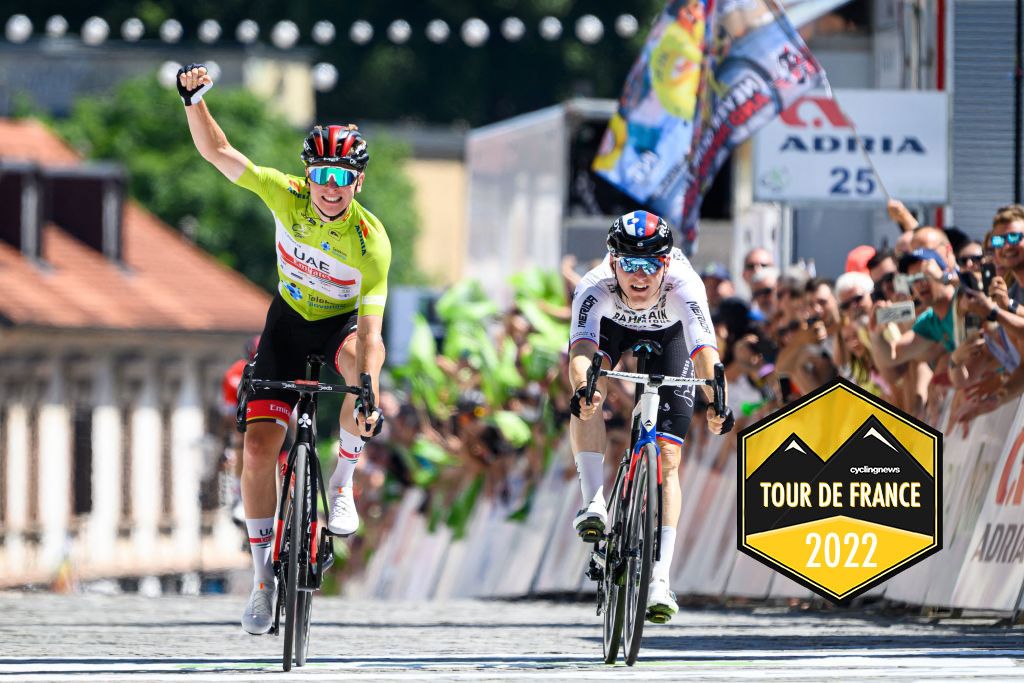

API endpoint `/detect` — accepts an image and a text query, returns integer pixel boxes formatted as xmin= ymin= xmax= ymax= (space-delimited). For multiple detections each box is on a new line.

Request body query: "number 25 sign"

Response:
xmin=752 ymin=89 xmax=948 ymax=205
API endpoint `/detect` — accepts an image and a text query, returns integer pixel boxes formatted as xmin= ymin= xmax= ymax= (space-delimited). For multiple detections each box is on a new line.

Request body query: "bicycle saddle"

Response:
xmin=631 ymin=340 xmax=663 ymax=357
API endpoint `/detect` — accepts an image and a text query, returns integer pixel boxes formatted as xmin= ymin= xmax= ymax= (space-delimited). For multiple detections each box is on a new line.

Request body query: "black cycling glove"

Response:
xmin=717 ymin=405 xmax=736 ymax=435
xmin=569 ymin=386 xmax=592 ymax=418
xmin=176 ymin=63 xmax=213 ymax=106
xmin=353 ymin=397 xmax=384 ymax=440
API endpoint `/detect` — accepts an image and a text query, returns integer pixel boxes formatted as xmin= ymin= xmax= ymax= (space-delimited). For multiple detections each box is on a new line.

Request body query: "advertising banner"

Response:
xmin=594 ymin=0 xmax=826 ymax=253
xmin=753 ymin=89 xmax=948 ymax=203
xmin=950 ymin=401 xmax=1024 ymax=610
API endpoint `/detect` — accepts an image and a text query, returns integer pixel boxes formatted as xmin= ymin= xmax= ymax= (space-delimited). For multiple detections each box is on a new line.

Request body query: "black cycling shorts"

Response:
xmin=247 ymin=294 xmax=358 ymax=428
xmin=598 ymin=320 xmax=697 ymax=445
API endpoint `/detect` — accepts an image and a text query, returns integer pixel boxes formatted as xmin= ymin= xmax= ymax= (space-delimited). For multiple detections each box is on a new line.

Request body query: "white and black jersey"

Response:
xmin=568 ymin=248 xmax=718 ymax=445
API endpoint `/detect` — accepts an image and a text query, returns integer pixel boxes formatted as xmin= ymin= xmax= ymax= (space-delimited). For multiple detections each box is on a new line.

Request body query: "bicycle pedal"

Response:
xmin=646 ymin=607 xmax=673 ymax=624
xmin=321 ymin=552 xmax=335 ymax=572
xmin=323 ymin=528 xmax=354 ymax=538
xmin=576 ymin=522 xmax=604 ymax=543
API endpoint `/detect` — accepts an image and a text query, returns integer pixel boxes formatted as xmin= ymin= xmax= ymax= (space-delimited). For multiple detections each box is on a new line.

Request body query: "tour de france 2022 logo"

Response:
xmin=737 ymin=378 xmax=942 ymax=604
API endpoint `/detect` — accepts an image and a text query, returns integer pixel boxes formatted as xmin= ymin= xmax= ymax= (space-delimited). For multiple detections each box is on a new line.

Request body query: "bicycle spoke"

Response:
xmin=623 ymin=445 xmax=657 ymax=666
xmin=282 ymin=444 xmax=308 ymax=671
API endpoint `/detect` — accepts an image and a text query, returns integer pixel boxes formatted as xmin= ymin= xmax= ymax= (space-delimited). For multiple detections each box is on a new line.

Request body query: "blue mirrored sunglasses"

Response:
xmin=618 ymin=256 xmax=665 ymax=275
xmin=991 ymin=232 xmax=1024 ymax=249
xmin=308 ymin=166 xmax=359 ymax=186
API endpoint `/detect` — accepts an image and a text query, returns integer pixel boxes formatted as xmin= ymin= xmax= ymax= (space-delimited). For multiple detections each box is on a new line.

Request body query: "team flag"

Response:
xmin=594 ymin=0 xmax=828 ymax=253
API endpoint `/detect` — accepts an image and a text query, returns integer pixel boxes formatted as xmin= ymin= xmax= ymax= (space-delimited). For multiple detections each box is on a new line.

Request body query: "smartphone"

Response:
xmin=875 ymin=300 xmax=916 ymax=325
xmin=982 ymin=262 xmax=996 ymax=293
xmin=778 ymin=374 xmax=793 ymax=404
xmin=965 ymin=313 xmax=982 ymax=336
xmin=893 ymin=274 xmax=915 ymax=295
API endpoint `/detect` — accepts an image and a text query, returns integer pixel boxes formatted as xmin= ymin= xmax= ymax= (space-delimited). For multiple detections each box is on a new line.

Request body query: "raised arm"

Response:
xmin=178 ymin=64 xmax=251 ymax=182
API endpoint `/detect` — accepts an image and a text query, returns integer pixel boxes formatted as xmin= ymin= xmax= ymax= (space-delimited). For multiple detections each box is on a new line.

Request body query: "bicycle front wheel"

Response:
xmin=294 ymin=590 xmax=313 ymax=666
xmin=602 ymin=465 xmax=627 ymax=665
xmin=282 ymin=443 xmax=308 ymax=671
xmin=623 ymin=443 xmax=657 ymax=666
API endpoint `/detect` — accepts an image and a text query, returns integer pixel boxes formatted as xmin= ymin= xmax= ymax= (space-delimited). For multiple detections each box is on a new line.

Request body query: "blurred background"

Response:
xmin=1 ymin=0 xmax=1020 ymax=613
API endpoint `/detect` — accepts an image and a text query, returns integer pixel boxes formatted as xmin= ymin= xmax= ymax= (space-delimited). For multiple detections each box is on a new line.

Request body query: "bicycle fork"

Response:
xmin=627 ymin=386 xmax=664 ymax=564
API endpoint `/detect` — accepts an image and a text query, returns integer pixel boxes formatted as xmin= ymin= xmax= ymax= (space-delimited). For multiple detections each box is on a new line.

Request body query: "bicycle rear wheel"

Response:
xmin=602 ymin=466 xmax=627 ymax=664
xmin=623 ymin=443 xmax=657 ymax=666
xmin=282 ymin=444 xmax=308 ymax=671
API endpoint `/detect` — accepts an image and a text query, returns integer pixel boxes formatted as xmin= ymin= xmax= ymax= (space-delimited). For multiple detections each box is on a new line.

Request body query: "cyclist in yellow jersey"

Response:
xmin=178 ymin=64 xmax=390 ymax=635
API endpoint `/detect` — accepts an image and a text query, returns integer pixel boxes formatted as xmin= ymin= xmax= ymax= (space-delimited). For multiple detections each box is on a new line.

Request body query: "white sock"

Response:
xmin=574 ymin=451 xmax=605 ymax=507
xmin=329 ymin=428 xmax=364 ymax=494
xmin=652 ymin=526 xmax=677 ymax=584
xmin=245 ymin=517 xmax=275 ymax=586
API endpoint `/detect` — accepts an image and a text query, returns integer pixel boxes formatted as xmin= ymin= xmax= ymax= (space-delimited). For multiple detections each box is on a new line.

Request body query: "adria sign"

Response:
xmin=753 ymin=89 xmax=948 ymax=204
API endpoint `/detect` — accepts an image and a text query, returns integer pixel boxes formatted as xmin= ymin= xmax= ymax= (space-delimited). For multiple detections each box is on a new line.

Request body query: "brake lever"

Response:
xmin=359 ymin=372 xmax=376 ymax=418
xmin=713 ymin=362 xmax=726 ymax=417
xmin=585 ymin=353 xmax=603 ymax=405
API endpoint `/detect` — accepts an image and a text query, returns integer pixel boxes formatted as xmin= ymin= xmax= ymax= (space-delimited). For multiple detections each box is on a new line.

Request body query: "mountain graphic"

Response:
xmin=744 ymin=417 xmax=934 ymax=536
xmin=745 ymin=433 xmax=829 ymax=534
xmin=818 ymin=415 xmax=934 ymax=535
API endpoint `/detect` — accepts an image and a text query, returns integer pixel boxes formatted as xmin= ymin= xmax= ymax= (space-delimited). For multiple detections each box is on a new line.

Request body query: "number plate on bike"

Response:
xmin=736 ymin=378 xmax=941 ymax=604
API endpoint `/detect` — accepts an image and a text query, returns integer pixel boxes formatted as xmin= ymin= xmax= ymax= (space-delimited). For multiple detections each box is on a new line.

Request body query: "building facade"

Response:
xmin=0 ymin=119 xmax=270 ymax=588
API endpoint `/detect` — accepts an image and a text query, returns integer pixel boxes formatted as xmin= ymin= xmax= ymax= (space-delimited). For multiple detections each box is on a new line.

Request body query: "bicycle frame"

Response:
xmin=238 ymin=356 xmax=364 ymax=625
xmin=588 ymin=346 xmax=725 ymax=665
xmin=270 ymin=386 xmax=330 ymax=584
xmin=604 ymin=369 xmax=714 ymax=562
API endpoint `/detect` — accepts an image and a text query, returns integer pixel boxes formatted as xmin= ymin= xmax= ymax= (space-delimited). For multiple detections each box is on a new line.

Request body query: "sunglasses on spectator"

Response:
xmin=991 ymin=232 xmax=1024 ymax=249
xmin=617 ymin=256 xmax=665 ymax=275
xmin=839 ymin=294 xmax=866 ymax=311
xmin=876 ymin=272 xmax=896 ymax=286
xmin=753 ymin=287 xmax=774 ymax=299
xmin=308 ymin=166 xmax=360 ymax=186
xmin=958 ymin=253 xmax=984 ymax=267
xmin=744 ymin=261 xmax=771 ymax=271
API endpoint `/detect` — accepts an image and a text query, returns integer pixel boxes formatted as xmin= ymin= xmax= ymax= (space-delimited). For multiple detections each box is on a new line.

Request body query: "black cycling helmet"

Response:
xmin=607 ymin=210 xmax=673 ymax=257
xmin=300 ymin=124 xmax=369 ymax=171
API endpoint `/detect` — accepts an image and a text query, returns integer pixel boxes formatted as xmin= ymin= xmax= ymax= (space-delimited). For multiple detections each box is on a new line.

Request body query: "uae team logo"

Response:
xmin=738 ymin=378 xmax=941 ymax=604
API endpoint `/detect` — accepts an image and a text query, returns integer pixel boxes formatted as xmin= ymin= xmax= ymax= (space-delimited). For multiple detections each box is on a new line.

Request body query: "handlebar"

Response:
xmin=590 ymin=353 xmax=728 ymax=417
xmin=249 ymin=378 xmax=362 ymax=396
xmin=235 ymin=374 xmax=362 ymax=434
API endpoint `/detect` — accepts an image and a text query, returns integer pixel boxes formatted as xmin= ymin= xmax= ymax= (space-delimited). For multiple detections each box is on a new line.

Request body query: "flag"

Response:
xmin=594 ymin=0 xmax=828 ymax=254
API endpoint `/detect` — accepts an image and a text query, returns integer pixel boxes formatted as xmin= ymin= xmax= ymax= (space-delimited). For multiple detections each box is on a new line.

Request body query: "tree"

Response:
xmin=42 ymin=73 xmax=422 ymax=290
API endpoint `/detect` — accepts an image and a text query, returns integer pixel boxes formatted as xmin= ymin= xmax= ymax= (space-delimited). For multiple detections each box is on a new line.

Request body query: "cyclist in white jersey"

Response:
xmin=568 ymin=211 xmax=735 ymax=623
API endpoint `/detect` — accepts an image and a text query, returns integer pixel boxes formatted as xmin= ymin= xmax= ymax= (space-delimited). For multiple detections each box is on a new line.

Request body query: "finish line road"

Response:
xmin=2 ymin=593 xmax=1024 ymax=680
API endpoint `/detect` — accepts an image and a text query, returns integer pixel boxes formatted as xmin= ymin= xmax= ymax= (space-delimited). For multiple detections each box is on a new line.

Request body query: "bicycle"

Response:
xmin=236 ymin=354 xmax=375 ymax=671
xmin=582 ymin=340 xmax=726 ymax=666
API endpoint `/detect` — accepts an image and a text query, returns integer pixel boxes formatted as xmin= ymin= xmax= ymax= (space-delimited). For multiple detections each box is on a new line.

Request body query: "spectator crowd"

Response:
xmin=335 ymin=200 xmax=1024 ymax=578
xmin=698 ymin=201 xmax=1024 ymax=436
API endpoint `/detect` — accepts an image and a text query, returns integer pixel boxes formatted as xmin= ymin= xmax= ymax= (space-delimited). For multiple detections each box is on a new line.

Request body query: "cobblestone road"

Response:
xmin=2 ymin=592 xmax=1024 ymax=680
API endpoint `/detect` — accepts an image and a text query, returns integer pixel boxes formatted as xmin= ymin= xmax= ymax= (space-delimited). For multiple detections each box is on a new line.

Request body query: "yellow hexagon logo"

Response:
xmin=738 ymin=377 xmax=942 ymax=604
